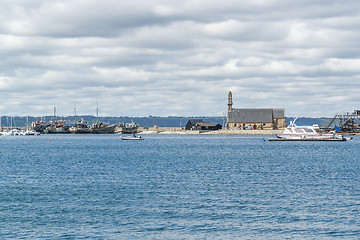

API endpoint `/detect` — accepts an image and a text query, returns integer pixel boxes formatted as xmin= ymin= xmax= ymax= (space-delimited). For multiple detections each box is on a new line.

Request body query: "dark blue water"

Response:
xmin=1 ymin=134 xmax=359 ymax=239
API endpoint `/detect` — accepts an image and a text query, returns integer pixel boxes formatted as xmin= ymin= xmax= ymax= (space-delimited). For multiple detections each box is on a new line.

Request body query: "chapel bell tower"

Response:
xmin=227 ymin=91 xmax=233 ymax=111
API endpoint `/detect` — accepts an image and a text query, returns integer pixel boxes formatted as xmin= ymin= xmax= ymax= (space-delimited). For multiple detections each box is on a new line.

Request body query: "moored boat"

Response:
xmin=31 ymin=120 xmax=49 ymax=133
xmin=69 ymin=120 xmax=92 ymax=134
xmin=21 ymin=129 xmax=40 ymax=135
xmin=268 ymin=118 xmax=352 ymax=141
xmin=117 ymin=122 xmax=139 ymax=134
xmin=3 ymin=129 xmax=22 ymax=136
xmin=90 ymin=122 xmax=117 ymax=134
xmin=120 ymin=134 xmax=144 ymax=140
xmin=43 ymin=121 xmax=70 ymax=134
xmin=1 ymin=129 xmax=40 ymax=136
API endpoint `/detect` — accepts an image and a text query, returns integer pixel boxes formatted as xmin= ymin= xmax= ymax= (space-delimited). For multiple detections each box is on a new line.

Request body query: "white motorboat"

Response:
xmin=269 ymin=118 xmax=352 ymax=141
xmin=3 ymin=129 xmax=22 ymax=136
xmin=1 ymin=129 xmax=40 ymax=136
xmin=21 ymin=130 xmax=40 ymax=135
xmin=120 ymin=134 xmax=144 ymax=140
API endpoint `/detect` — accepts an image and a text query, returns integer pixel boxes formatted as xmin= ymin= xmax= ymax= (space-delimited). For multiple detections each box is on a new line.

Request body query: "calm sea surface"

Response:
xmin=0 ymin=134 xmax=359 ymax=239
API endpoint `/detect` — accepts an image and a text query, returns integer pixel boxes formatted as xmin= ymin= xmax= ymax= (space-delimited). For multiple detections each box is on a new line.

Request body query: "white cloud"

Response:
xmin=1 ymin=0 xmax=360 ymax=117
xmin=323 ymin=58 xmax=360 ymax=73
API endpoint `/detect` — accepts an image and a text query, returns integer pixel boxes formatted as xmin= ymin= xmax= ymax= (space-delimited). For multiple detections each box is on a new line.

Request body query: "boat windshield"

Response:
xmin=304 ymin=128 xmax=315 ymax=133
xmin=294 ymin=129 xmax=303 ymax=133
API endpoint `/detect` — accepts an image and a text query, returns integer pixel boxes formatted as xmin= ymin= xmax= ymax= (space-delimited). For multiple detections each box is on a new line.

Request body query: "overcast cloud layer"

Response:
xmin=1 ymin=0 xmax=360 ymax=117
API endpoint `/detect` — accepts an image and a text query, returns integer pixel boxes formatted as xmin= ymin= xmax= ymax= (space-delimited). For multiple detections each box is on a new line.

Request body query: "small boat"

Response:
xmin=0 ymin=130 xmax=9 ymax=136
xmin=21 ymin=130 xmax=40 ymax=135
xmin=268 ymin=118 xmax=352 ymax=141
xmin=120 ymin=134 xmax=144 ymax=140
xmin=3 ymin=129 xmax=22 ymax=136
xmin=1 ymin=129 xmax=40 ymax=136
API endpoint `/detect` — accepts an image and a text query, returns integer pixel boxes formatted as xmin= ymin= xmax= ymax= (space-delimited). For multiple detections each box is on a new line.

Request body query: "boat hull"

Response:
xmin=91 ymin=124 xmax=117 ymax=134
xmin=120 ymin=136 xmax=144 ymax=140
xmin=268 ymin=138 xmax=349 ymax=141
xmin=271 ymin=133 xmax=352 ymax=141
xmin=269 ymin=118 xmax=353 ymax=142
xmin=275 ymin=133 xmax=335 ymax=140
xmin=69 ymin=129 xmax=92 ymax=134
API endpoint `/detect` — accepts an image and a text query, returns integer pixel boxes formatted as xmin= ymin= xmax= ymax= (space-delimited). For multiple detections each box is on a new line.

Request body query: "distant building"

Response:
xmin=185 ymin=119 xmax=203 ymax=130
xmin=185 ymin=119 xmax=222 ymax=131
xmin=226 ymin=91 xmax=286 ymax=130
xmin=194 ymin=122 xmax=222 ymax=131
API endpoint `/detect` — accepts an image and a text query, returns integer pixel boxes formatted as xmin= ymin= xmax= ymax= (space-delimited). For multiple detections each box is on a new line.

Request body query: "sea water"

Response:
xmin=0 ymin=134 xmax=359 ymax=239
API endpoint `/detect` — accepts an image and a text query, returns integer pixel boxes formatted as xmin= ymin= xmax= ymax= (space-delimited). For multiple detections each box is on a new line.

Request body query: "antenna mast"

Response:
xmin=96 ymin=102 xmax=99 ymax=123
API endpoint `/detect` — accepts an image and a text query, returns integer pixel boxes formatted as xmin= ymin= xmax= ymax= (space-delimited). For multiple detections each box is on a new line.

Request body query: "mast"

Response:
xmin=96 ymin=102 xmax=99 ymax=123
xmin=96 ymin=107 xmax=99 ymax=123
xmin=223 ymin=112 xmax=226 ymax=129
xmin=53 ymin=107 xmax=56 ymax=123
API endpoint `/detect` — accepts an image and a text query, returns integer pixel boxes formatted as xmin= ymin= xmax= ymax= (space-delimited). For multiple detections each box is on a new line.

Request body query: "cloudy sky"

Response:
xmin=1 ymin=0 xmax=360 ymax=117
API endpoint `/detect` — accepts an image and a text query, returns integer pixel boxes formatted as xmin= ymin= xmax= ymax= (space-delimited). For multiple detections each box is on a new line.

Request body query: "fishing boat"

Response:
xmin=69 ymin=120 xmax=92 ymax=134
xmin=268 ymin=118 xmax=352 ymax=141
xmin=120 ymin=134 xmax=144 ymax=140
xmin=43 ymin=120 xmax=70 ymax=134
xmin=90 ymin=122 xmax=117 ymax=134
xmin=117 ymin=122 xmax=139 ymax=134
xmin=31 ymin=120 xmax=49 ymax=133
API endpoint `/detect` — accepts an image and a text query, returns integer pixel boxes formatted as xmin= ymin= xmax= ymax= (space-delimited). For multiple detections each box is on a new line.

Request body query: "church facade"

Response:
xmin=226 ymin=91 xmax=286 ymax=130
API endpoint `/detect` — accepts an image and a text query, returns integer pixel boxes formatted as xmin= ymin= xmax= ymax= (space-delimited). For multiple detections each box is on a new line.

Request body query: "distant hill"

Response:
xmin=0 ymin=115 xmax=225 ymax=128
xmin=285 ymin=117 xmax=333 ymax=127
xmin=1 ymin=115 xmax=334 ymax=128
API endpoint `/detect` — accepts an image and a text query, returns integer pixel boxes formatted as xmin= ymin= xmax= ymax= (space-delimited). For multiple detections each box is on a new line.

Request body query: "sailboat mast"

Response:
xmin=53 ymin=107 xmax=56 ymax=123
xmin=96 ymin=102 xmax=99 ymax=123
